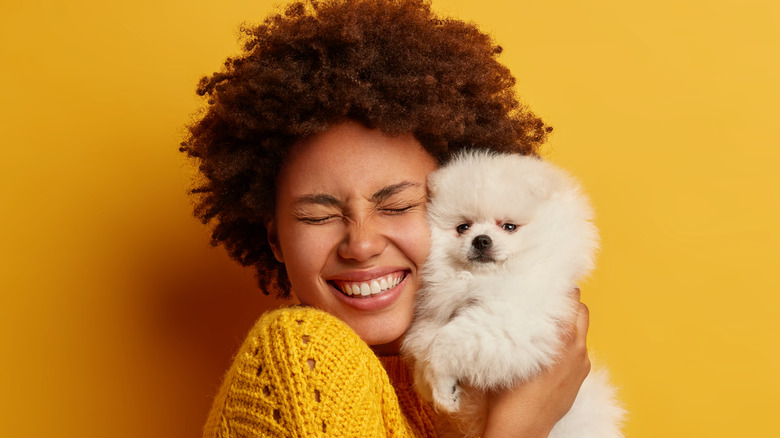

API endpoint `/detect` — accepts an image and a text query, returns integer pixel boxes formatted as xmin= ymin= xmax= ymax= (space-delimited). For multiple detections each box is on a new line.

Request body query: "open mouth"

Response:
xmin=331 ymin=271 xmax=407 ymax=298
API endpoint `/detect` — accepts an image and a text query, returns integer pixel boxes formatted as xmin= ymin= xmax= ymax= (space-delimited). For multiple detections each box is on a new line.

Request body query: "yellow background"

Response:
xmin=1 ymin=0 xmax=778 ymax=436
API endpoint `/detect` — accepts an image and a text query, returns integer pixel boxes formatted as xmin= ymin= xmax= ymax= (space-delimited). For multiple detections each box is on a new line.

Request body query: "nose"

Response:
xmin=338 ymin=220 xmax=387 ymax=262
xmin=472 ymin=234 xmax=492 ymax=252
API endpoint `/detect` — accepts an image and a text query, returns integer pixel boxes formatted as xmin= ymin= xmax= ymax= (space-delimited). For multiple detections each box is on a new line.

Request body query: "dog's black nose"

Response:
xmin=472 ymin=234 xmax=492 ymax=251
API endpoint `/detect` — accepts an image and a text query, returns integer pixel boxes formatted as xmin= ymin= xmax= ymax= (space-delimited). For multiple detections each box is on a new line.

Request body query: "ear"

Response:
xmin=526 ymin=174 xmax=552 ymax=199
xmin=426 ymin=170 xmax=441 ymax=199
xmin=265 ymin=219 xmax=284 ymax=263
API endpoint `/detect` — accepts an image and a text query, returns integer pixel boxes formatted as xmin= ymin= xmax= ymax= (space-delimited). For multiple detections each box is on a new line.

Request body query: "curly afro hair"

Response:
xmin=180 ymin=0 xmax=551 ymax=298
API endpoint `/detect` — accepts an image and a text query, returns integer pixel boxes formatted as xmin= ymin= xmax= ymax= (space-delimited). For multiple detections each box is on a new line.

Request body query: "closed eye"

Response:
xmin=380 ymin=205 xmax=414 ymax=214
xmin=296 ymin=215 xmax=338 ymax=224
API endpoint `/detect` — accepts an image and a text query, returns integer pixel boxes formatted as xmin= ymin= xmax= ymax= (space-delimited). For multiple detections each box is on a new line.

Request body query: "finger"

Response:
xmin=576 ymin=301 xmax=590 ymax=339
xmin=561 ymin=291 xmax=586 ymax=343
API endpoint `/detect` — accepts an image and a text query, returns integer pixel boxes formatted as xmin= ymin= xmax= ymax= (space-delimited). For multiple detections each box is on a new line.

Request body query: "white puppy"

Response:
xmin=403 ymin=150 xmax=624 ymax=437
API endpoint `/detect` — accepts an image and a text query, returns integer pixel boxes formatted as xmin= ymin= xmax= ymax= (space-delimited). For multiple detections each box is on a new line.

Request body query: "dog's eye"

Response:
xmin=502 ymin=223 xmax=517 ymax=232
xmin=456 ymin=223 xmax=471 ymax=234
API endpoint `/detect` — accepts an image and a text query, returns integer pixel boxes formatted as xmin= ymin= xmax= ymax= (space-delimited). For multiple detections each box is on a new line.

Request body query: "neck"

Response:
xmin=370 ymin=336 xmax=403 ymax=356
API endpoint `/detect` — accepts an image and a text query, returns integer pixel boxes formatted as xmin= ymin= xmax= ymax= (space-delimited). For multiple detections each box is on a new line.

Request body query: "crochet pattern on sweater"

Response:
xmin=203 ymin=306 xmax=437 ymax=437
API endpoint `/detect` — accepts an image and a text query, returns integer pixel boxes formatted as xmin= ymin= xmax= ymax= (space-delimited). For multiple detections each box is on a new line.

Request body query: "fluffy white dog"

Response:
xmin=402 ymin=151 xmax=624 ymax=437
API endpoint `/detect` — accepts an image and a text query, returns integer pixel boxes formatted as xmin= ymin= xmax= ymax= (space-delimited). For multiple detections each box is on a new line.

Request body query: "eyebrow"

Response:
xmin=292 ymin=193 xmax=344 ymax=209
xmin=369 ymin=181 xmax=421 ymax=203
xmin=292 ymin=181 xmax=422 ymax=208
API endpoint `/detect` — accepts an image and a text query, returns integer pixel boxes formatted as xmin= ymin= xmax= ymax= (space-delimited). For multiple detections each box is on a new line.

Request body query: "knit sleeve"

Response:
xmin=202 ymin=306 xmax=419 ymax=437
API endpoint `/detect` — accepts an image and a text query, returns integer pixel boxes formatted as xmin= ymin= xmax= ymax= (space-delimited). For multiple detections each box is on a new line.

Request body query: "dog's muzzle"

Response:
xmin=468 ymin=234 xmax=495 ymax=263
xmin=472 ymin=234 xmax=492 ymax=251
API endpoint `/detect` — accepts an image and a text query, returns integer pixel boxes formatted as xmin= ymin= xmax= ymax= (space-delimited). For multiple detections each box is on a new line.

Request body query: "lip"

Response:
xmin=469 ymin=255 xmax=496 ymax=263
xmin=327 ymin=268 xmax=410 ymax=312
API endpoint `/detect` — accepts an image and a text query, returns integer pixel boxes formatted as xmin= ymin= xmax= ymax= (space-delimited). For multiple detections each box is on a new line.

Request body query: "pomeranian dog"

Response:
xmin=402 ymin=151 xmax=624 ymax=437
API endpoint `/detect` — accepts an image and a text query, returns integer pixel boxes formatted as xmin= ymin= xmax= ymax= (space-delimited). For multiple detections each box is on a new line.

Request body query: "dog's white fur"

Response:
xmin=402 ymin=151 xmax=625 ymax=437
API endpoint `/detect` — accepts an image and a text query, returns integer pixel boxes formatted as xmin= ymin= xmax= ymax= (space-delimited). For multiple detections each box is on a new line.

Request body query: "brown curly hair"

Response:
xmin=180 ymin=0 xmax=551 ymax=298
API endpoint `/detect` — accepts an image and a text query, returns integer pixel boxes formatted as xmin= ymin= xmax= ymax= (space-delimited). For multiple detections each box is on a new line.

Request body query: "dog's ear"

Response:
xmin=514 ymin=157 xmax=564 ymax=200
xmin=525 ymin=174 xmax=553 ymax=199
xmin=426 ymin=170 xmax=442 ymax=199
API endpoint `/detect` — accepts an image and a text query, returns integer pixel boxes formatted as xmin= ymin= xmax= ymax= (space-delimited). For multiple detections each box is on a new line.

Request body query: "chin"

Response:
xmin=338 ymin=295 xmax=416 ymax=350
xmin=349 ymin=313 xmax=410 ymax=352
xmin=402 ymin=150 xmax=625 ymax=438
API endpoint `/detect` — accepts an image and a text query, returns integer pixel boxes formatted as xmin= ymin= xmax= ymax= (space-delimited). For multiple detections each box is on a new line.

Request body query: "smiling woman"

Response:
xmin=267 ymin=121 xmax=437 ymax=350
xmin=181 ymin=0 xmax=591 ymax=436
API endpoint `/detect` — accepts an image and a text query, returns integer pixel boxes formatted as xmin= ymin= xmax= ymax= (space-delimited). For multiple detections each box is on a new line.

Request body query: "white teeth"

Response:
xmin=337 ymin=272 xmax=405 ymax=297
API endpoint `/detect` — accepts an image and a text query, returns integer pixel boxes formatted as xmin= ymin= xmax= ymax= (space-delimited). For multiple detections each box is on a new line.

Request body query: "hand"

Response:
xmin=481 ymin=288 xmax=591 ymax=438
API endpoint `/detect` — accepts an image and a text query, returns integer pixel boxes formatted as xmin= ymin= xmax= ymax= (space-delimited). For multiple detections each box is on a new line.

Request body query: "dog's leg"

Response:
xmin=421 ymin=317 xmax=486 ymax=412
xmin=423 ymin=358 xmax=463 ymax=412
xmin=405 ymin=317 xmax=456 ymax=406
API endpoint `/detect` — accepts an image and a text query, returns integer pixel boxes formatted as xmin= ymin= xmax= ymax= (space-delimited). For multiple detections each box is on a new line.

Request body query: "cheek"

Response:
xmin=389 ymin=215 xmax=431 ymax=266
xmin=277 ymin=225 xmax=337 ymax=281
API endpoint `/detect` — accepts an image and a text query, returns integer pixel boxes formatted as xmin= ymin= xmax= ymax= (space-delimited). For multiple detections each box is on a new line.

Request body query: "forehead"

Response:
xmin=276 ymin=121 xmax=437 ymax=197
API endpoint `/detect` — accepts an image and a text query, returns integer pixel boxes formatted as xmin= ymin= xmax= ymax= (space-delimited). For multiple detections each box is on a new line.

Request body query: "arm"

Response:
xmin=482 ymin=290 xmax=591 ymax=438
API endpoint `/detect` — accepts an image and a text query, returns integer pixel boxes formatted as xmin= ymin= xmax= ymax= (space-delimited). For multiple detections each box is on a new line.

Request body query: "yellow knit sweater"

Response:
xmin=203 ymin=306 xmax=438 ymax=437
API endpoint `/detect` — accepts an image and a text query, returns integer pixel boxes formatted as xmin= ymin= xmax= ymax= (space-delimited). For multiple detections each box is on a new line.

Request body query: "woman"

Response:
xmin=181 ymin=0 xmax=591 ymax=436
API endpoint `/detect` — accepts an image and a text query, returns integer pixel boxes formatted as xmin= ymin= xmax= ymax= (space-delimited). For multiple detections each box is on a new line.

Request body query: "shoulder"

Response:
xmin=204 ymin=306 xmax=415 ymax=437
xmin=244 ymin=306 xmax=381 ymax=385
xmin=251 ymin=305 xmax=364 ymax=352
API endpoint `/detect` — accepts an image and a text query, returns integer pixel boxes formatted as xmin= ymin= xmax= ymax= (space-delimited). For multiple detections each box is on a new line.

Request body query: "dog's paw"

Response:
xmin=413 ymin=362 xmax=434 ymax=402
xmin=432 ymin=376 xmax=462 ymax=413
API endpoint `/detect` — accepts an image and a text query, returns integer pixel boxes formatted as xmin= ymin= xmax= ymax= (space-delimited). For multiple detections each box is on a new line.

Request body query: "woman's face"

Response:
xmin=268 ymin=120 xmax=437 ymax=353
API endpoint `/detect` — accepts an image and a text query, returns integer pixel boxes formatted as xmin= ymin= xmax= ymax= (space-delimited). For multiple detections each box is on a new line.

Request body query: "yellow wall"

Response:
xmin=1 ymin=0 xmax=777 ymax=436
